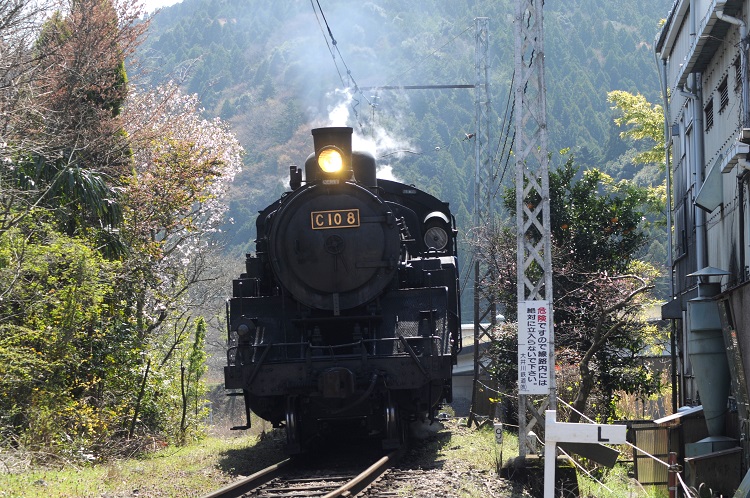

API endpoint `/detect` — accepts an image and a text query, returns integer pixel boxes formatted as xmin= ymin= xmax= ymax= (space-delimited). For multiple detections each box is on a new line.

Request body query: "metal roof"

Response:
xmin=675 ymin=0 xmax=744 ymax=88
xmin=653 ymin=404 xmax=704 ymax=424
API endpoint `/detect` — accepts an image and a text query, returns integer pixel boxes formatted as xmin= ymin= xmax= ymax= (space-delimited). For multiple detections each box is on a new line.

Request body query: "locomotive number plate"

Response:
xmin=311 ymin=209 xmax=360 ymax=229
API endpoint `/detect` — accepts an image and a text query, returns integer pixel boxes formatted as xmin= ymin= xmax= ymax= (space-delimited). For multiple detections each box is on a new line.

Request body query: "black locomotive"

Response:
xmin=224 ymin=127 xmax=460 ymax=452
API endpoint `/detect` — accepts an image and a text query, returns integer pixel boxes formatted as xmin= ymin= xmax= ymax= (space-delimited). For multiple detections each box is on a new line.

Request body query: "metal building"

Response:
xmin=656 ymin=0 xmax=750 ymax=494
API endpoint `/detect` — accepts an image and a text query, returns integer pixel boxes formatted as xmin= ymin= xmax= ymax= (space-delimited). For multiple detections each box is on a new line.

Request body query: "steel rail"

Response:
xmin=201 ymin=458 xmax=291 ymax=498
xmin=321 ymin=450 xmax=398 ymax=498
xmin=202 ymin=449 xmax=398 ymax=498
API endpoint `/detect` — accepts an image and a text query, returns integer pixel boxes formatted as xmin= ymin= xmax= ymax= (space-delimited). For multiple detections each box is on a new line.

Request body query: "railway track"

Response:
xmin=203 ymin=449 xmax=399 ymax=498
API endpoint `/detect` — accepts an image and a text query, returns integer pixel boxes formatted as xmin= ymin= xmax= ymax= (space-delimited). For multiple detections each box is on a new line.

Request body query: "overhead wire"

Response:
xmin=309 ymin=6 xmax=515 ymax=292
xmin=384 ymin=22 xmax=475 ymax=87
xmin=460 ymin=71 xmax=515 ymax=292
xmin=494 ymin=69 xmax=516 ymax=193
xmin=310 ymin=0 xmax=373 ymax=131
xmin=310 ymin=0 xmax=345 ymax=88
xmin=493 ymin=70 xmax=514 ymax=164
xmin=460 ymin=250 xmax=476 ymax=295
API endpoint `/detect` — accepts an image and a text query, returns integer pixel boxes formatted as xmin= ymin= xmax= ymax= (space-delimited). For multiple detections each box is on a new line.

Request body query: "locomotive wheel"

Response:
xmin=382 ymin=395 xmax=404 ymax=449
xmin=285 ymin=396 xmax=303 ymax=454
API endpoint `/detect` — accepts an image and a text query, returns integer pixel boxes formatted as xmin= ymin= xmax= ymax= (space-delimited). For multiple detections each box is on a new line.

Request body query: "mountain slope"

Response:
xmin=135 ymin=0 xmax=672 ymax=256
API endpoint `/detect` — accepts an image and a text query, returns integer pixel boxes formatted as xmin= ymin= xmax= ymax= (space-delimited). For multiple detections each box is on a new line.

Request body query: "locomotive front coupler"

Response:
xmin=328 ymin=371 xmax=384 ymax=416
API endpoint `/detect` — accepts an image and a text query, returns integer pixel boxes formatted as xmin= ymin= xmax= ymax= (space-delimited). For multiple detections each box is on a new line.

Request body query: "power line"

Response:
xmin=310 ymin=0 xmax=345 ymax=87
xmin=385 ymin=24 xmax=474 ymax=87
xmin=359 ymin=84 xmax=474 ymax=90
xmin=310 ymin=0 xmax=373 ymax=130
xmin=494 ymin=70 xmax=516 ymax=194
xmin=311 ymin=3 xmax=478 ymax=127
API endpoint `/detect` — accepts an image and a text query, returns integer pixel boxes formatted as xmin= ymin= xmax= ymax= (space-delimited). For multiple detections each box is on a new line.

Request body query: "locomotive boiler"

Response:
xmin=224 ymin=127 xmax=460 ymax=452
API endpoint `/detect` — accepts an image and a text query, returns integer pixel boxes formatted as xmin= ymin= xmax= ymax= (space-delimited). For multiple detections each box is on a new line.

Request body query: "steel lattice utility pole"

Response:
xmin=514 ymin=0 xmax=555 ymax=457
xmin=468 ymin=17 xmax=498 ymax=428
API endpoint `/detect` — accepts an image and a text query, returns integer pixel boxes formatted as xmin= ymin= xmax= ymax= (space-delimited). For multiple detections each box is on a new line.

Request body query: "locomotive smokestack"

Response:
xmin=307 ymin=127 xmax=354 ymax=183
xmin=312 ymin=127 xmax=353 ymax=161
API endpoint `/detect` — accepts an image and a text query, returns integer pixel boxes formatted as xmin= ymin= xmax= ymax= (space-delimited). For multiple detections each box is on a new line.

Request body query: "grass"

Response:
xmin=576 ymin=464 xmax=668 ymax=498
xmin=418 ymin=416 xmax=666 ymax=498
xmin=0 ymin=430 xmax=287 ymax=498
xmin=431 ymin=419 xmax=515 ymax=471
xmin=0 ymin=416 xmax=667 ymax=498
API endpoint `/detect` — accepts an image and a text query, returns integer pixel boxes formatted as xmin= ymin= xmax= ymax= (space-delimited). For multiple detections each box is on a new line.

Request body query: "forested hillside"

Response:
xmin=137 ymin=0 xmax=672 ymax=258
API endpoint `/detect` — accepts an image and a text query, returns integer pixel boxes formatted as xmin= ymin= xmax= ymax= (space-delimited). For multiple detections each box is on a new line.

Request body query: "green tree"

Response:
xmin=0 ymin=216 xmax=127 ymax=453
xmin=606 ymin=90 xmax=670 ymax=295
xmin=607 ymin=90 xmax=665 ymax=170
xmin=0 ymin=0 xmax=242 ymax=460
xmin=0 ymin=0 xmax=150 ymax=458
xmin=180 ymin=317 xmax=208 ymax=440
xmin=483 ymin=155 xmax=663 ymax=423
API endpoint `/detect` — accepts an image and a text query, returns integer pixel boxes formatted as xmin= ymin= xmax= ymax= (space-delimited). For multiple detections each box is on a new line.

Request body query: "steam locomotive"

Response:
xmin=223 ymin=127 xmax=460 ymax=452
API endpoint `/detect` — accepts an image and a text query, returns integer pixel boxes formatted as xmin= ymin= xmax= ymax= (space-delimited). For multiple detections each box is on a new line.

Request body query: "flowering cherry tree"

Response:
xmin=119 ymin=83 xmax=242 ymax=436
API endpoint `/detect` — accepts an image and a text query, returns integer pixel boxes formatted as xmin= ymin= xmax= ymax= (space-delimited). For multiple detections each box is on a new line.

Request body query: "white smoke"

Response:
xmin=326 ymin=88 xmax=353 ymax=127
xmin=375 ymin=164 xmax=399 ymax=182
xmin=324 ymin=88 xmax=413 ymax=183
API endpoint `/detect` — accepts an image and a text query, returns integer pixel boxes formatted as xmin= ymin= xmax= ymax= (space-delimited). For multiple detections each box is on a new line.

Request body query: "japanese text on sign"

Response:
xmin=518 ymin=300 xmax=552 ymax=394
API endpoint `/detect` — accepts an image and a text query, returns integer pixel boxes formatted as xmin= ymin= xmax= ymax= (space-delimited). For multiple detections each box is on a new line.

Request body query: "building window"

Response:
xmin=705 ymin=98 xmax=714 ymax=131
xmin=719 ymin=76 xmax=729 ymax=113
xmin=735 ymin=57 xmax=742 ymax=92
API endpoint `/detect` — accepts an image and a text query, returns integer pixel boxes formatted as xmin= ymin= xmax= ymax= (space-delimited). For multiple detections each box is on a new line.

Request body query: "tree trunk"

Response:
xmin=569 ymin=359 xmax=595 ymax=423
xmin=180 ymin=363 xmax=187 ymax=436
xmin=129 ymin=359 xmax=150 ymax=439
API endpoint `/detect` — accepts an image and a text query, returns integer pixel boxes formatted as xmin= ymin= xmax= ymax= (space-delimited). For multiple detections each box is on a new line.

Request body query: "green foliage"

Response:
xmin=0 ymin=217 xmax=133 ymax=454
xmin=11 ymin=153 xmax=125 ymax=239
xmin=0 ymin=2 xmax=242 ymax=461
xmin=181 ymin=317 xmax=209 ymax=441
xmin=492 ymin=157 xmax=662 ymax=422
xmin=608 ymin=90 xmax=665 ymax=168
xmin=602 ymin=90 xmax=670 ymax=296
xmin=549 ymin=159 xmax=650 ymax=273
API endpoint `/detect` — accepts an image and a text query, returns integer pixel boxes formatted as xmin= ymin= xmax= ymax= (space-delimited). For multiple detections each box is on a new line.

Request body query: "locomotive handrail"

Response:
xmin=244 ymin=345 xmax=271 ymax=386
xmin=397 ymin=334 xmax=429 ymax=377
xmin=230 ymin=336 xmax=447 ymax=363
xmin=226 ymin=345 xmax=241 ymax=366
xmin=290 ymin=314 xmax=383 ymax=324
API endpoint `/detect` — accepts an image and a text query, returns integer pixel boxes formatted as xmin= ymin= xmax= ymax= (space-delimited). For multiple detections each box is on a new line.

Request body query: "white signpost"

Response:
xmin=544 ymin=410 xmax=627 ymax=498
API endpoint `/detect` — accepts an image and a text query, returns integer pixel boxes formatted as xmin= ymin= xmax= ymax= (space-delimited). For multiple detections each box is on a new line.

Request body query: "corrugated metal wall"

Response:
xmin=630 ymin=421 xmax=670 ymax=490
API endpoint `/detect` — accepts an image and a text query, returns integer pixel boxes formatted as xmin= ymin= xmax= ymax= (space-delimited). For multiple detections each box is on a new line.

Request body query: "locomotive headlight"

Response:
xmin=318 ymin=147 xmax=344 ymax=174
